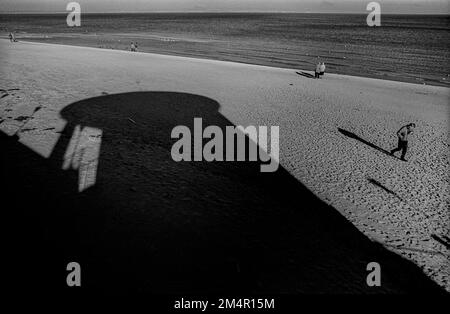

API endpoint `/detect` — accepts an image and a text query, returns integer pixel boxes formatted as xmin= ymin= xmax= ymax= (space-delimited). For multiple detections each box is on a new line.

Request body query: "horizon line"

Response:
xmin=1 ymin=11 xmax=449 ymax=15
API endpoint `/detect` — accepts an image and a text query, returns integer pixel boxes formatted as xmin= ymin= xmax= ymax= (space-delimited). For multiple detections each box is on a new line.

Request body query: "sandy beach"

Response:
xmin=1 ymin=39 xmax=448 ymax=293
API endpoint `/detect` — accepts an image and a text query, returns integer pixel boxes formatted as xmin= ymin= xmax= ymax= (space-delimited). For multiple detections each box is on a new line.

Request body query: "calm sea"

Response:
xmin=1 ymin=13 xmax=449 ymax=86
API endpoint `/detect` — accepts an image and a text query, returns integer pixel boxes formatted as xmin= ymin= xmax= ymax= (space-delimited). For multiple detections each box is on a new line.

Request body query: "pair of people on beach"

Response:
xmin=315 ymin=62 xmax=326 ymax=78
xmin=130 ymin=42 xmax=138 ymax=52
xmin=390 ymin=123 xmax=415 ymax=161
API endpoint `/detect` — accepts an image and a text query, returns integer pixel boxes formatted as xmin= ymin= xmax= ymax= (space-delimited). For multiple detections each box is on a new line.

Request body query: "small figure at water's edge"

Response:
xmin=130 ymin=42 xmax=137 ymax=52
xmin=315 ymin=62 xmax=326 ymax=79
xmin=390 ymin=123 xmax=416 ymax=161
xmin=315 ymin=62 xmax=321 ymax=78
xmin=319 ymin=62 xmax=326 ymax=78
xmin=9 ymin=32 xmax=16 ymax=42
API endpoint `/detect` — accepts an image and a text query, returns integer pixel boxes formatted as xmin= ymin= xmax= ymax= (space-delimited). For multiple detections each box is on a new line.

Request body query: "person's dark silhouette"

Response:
xmin=390 ymin=123 xmax=416 ymax=161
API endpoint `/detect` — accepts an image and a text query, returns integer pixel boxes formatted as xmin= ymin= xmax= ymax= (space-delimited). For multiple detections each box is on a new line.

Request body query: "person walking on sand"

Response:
xmin=390 ymin=123 xmax=416 ymax=161
xmin=319 ymin=62 xmax=326 ymax=78
xmin=130 ymin=42 xmax=136 ymax=52
xmin=315 ymin=62 xmax=321 ymax=78
xmin=9 ymin=32 xmax=15 ymax=42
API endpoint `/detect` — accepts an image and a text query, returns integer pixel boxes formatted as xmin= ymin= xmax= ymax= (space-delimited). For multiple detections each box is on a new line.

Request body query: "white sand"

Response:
xmin=1 ymin=39 xmax=448 ymax=290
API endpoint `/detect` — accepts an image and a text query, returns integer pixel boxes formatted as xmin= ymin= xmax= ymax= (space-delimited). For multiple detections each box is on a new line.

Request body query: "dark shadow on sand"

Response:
xmin=384 ymin=244 xmax=446 ymax=257
xmin=3 ymin=92 xmax=445 ymax=295
xmin=368 ymin=178 xmax=404 ymax=201
xmin=338 ymin=128 xmax=402 ymax=161
xmin=431 ymin=235 xmax=450 ymax=250
xmin=296 ymin=71 xmax=316 ymax=79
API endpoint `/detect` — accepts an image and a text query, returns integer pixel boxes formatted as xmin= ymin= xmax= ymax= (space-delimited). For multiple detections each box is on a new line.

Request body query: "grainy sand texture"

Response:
xmin=1 ymin=39 xmax=448 ymax=293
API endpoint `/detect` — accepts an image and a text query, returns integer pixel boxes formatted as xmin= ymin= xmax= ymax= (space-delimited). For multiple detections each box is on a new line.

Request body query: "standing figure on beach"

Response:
xmin=390 ymin=123 xmax=416 ymax=161
xmin=315 ymin=62 xmax=321 ymax=78
xmin=319 ymin=62 xmax=326 ymax=78
xmin=130 ymin=42 xmax=136 ymax=52
xmin=9 ymin=32 xmax=15 ymax=42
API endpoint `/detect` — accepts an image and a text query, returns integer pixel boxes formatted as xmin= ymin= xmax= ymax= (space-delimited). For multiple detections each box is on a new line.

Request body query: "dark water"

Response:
xmin=1 ymin=13 xmax=449 ymax=86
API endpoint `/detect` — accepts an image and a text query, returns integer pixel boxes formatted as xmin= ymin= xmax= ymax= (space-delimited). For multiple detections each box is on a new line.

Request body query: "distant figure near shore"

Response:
xmin=130 ymin=42 xmax=136 ymax=52
xmin=315 ymin=62 xmax=321 ymax=78
xmin=391 ymin=123 xmax=416 ymax=161
xmin=319 ymin=62 xmax=326 ymax=78
xmin=8 ymin=32 xmax=16 ymax=42
xmin=315 ymin=62 xmax=326 ymax=79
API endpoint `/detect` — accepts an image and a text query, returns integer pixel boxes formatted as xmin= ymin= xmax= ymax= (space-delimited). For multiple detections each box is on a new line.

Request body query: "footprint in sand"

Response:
xmin=0 ymin=88 xmax=21 ymax=99
xmin=20 ymin=127 xmax=37 ymax=133
xmin=14 ymin=116 xmax=32 ymax=122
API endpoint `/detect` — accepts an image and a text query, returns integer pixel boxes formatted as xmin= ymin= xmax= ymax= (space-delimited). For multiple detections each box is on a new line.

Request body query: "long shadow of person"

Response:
xmin=3 ymin=92 xmax=445 ymax=295
xmin=296 ymin=71 xmax=316 ymax=79
xmin=338 ymin=127 xmax=402 ymax=160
